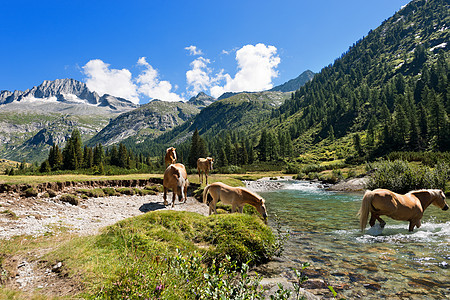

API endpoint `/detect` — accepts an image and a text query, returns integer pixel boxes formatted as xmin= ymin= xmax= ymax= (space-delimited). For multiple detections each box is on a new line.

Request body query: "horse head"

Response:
xmin=207 ymin=157 xmax=214 ymax=170
xmin=433 ymin=190 xmax=449 ymax=211
xmin=257 ymin=198 xmax=268 ymax=223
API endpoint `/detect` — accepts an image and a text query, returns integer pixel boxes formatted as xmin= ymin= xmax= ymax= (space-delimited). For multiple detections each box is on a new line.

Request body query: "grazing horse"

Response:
xmin=203 ymin=182 xmax=268 ymax=221
xmin=359 ymin=189 xmax=448 ymax=232
xmin=197 ymin=157 xmax=214 ymax=185
xmin=164 ymin=147 xmax=177 ymax=168
xmin=163 ymin=163 xmax=188 ymax=207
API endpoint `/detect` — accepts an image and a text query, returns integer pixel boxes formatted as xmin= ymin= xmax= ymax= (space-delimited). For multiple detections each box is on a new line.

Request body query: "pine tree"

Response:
xmin=188 ymin=128 xmax=208 ymax=168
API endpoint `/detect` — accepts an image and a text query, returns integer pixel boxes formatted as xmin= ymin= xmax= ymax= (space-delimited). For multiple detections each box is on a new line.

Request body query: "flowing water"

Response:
xmin=258 ymin=181 xmax=449 ymax=299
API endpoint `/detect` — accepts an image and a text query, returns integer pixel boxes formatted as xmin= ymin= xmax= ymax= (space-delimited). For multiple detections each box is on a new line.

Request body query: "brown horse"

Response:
xmin=203 ymin=182 xmax=267 ymax=221
xmin=164 ymin=147 xmax=177 ymax=168
xmin=197 ymin=157 xmax=214 ymax=185
xmin=163 ymin=163 xmax=188 ymax=207
xmin=359 ymin=189 xmax=448 ymax=232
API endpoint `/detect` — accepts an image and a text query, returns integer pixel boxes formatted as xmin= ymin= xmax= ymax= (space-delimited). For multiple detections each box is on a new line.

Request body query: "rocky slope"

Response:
xmin=87 ymin=100 xmax=200 ymax=146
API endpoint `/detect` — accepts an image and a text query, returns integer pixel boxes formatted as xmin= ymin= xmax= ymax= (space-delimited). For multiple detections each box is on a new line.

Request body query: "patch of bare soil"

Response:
xmin=0 ymin=188 xmax=208 ymax=297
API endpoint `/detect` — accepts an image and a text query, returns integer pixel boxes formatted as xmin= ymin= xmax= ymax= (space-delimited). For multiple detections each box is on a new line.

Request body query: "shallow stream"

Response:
xmin=259 ymin=181 xmax=449 ymax=299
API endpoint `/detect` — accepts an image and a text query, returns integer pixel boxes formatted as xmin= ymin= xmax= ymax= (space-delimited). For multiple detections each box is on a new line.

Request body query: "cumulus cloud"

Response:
xmin=82 ymin=58 xmax=183 ymax=103
xmin=185 ymin=43 xmax=280 ymax=98
xmin=209 ymin=43 xmax=280 ymax=98
xmin=185 ymin=45 xmax=204 ymax=56
xmin=136 ymin=57 xmax=183 ymax=102
xmin=83 ymin=59 xmax=139 ymax=104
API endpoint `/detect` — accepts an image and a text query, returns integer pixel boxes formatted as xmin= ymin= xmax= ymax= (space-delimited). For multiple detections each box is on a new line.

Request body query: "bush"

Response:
xmin=366 ymin=160 xmax=450 ymax=193
xmin=218 ymin=165 xmax=246 ymax=174
xmin=59 ymin=194 xmax=79 ymax=206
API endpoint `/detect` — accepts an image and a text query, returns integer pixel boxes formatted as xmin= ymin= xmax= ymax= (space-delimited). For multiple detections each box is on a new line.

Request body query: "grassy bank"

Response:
xmin=0 ymin=210 xmax=279 ymax=299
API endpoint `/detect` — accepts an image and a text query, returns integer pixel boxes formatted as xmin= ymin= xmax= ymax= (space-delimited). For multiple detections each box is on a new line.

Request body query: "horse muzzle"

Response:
xmin=443 ymin=204 xmax=449 ymax=211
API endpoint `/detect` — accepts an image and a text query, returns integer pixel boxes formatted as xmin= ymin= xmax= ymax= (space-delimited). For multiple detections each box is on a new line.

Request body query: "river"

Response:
xmin=257 ymin=181 xmax=449 ymax=299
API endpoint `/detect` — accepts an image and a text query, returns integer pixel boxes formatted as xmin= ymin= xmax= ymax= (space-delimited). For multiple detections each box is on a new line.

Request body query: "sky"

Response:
xmin=0 ymin=0 xmax=410 ymax=104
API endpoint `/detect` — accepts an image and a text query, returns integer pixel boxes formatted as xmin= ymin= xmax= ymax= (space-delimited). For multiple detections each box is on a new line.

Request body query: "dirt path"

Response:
xmin=0 ymin=194 xmax=208 ymax=240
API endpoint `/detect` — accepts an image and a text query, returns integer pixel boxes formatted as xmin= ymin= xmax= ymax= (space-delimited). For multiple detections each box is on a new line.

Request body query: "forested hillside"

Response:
xmin=83 ymin=0 xmax=449 ymax=171
xmin=278 ymin=0 xmax=449 ymax=159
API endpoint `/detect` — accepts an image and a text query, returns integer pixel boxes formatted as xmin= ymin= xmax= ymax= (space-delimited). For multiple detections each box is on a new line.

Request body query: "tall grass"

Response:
xmin=366 ymin=160 xmax=450 ymax=193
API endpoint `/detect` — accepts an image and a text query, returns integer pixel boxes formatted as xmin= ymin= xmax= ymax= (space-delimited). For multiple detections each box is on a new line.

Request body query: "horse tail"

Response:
xmin=203 ymin=185 xmax=211 ymax=204
xmin=358 ymin=190 xmax=373 ymax=232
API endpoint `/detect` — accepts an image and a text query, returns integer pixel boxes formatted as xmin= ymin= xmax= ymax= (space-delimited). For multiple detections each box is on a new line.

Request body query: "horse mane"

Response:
xmin=408 ymin=189 xmax=441 ymax=196
xmin=240 ymin=188 xmax=264 ymax=204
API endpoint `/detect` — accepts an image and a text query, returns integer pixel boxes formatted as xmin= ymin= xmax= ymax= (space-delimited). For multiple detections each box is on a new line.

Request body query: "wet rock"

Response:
xmin=302 ymin=279 xmax=328 ymax=289
xmin=408 ymin=278 xmax=439 ymax=288
xmin=348 ymin=273 xmax=366 ymax=282
xmin=360 ymin=262 xmax=378 ymax=272
xmin=363 ymin=283 xmax=381 ymax=290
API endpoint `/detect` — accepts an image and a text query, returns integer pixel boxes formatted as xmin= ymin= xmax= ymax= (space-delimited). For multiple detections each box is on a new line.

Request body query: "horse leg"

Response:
xmin=163 ymin=187 xmax=168 ymax=206
xmin=183 ymin=184 xmax=187 ymax=203
xmin=205 ymin=172 xmax=208 ymax=185
xmin=409 ymin=219 xmax=421 ymax=232
xmin=376 ymin=216 xmax=386 ymax=228
xmin=369 ymin=213 xmax=377 ymax=227
xmin=238 ymin=206 xmax=243 ymax=213
xmin=198 ymin=170 xmax=202 ymax=184
xmin=172 ymin=192 xmax=176 ymax=207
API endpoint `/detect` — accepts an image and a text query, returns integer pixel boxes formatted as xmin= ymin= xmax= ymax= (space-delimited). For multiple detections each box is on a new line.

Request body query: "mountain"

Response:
xmin=124 ymin=0 xmax=449 ymax=164
xmin=0 ymin=78 xmax=138 ymax=111
xmin=276 ymin=0 xmax=449 ymax=156
xmin=187 ymin=92 xmax=216 ymax=108
xmin=122 ymin=91 xmax=291 ymax=156
xmin=0 ymin=78 xmax=138 ymax=162
xmin=269 ymin=70 xmax=315 ymax=92
xmin=87 ymin=100 xmax=200 ymax=147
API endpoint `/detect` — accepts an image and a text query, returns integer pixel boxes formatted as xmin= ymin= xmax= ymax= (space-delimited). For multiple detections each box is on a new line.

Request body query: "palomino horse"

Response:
xmin=164 ymin=147 xmax=177 ymax=168
xmin=163 ymin=163 xmax=188 ymax=207
xmin=203 ymin=182 xmax=268 ymax=221
xmin=359 ymin=189 xmax=448 ymax=232
xmin=197 ymin=157 xmax=214 ymax=185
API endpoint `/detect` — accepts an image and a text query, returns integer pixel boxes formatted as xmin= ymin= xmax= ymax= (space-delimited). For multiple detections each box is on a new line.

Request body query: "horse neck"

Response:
xmin=241 ymin=190 xmax=260 ymax=206
xmin=412 ymin=191 xmax=434 ymax=210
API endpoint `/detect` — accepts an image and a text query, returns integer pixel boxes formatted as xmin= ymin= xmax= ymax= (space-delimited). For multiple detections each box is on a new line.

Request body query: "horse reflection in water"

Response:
xmin=203 ymin=182 xmax=267 ymax=222
xmin=359 ymin=189 xmax=448 ymax=232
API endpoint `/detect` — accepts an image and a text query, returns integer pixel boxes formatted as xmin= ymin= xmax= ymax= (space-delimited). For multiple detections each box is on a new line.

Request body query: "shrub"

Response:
xmin=366 ymin=160 xmax=450 ymax=193
xmin=59 ymin=194 xmax=79 ymax=206
xmin=219 ymin=165 xmax=246 ymax=174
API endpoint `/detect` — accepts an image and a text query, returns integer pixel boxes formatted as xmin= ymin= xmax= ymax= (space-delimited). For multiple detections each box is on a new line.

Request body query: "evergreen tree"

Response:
xmin=188 ymin=128 xmax=208 ymax=168
xmin=40 ymin=160 xmax=51 ymax=173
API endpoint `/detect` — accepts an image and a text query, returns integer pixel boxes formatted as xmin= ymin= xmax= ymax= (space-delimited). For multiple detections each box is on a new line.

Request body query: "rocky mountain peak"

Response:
xmin=188 ymin=92 xmax=216 ymax=108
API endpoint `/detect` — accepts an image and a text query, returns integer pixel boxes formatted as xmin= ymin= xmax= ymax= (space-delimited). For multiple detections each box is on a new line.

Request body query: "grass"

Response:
xmin=0 ymin=210 xmax=277 ymax=299
xmin=0 ymin=173 xmax=162 ymax=185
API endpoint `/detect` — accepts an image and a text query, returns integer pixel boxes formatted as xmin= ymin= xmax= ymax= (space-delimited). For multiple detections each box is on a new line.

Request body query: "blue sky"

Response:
xmin=0 ymin=0 xmax=409 ymax=104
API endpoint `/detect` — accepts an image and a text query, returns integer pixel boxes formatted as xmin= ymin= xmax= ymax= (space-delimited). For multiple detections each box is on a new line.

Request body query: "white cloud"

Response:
xmin=185 ymin=57 xmax=214 ymax=97
xmin=136 ymin=57 xmax=183 ymax=102
xmin=185 ymin=45 xmax=204 ymax=56
xmin=82 ymin=59 xmax=139 ymax=104
xmin=209 ymin=43 xmax=280 ymax=98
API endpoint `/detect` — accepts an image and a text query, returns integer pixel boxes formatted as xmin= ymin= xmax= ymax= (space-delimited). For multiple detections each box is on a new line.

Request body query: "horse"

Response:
xmin=163 ymin=163 xmax=188 ymax=207
xmin=359 ymin=189 xmax=448 ymax=232
xmin=203 ymin=182 xmax=268 ymax=222
xmin=197 ymin=157 xmax=214 ymax=185
xmin=164 ymin=147 xmax=177 ymax=168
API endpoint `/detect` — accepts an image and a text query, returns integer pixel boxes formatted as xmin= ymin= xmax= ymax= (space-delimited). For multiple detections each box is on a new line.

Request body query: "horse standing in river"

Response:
xmin=163 ymin=163 xmax=188 ymax=207
xmin=197 ymin=157 xmax=214 ymax=185
xmin=203 ymin=182 xmax=267 ymax=222
xmin=164 ymin=147 xmax=177 ymax=168
xmin=359 ymin=189 xmax=448 ymax=232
